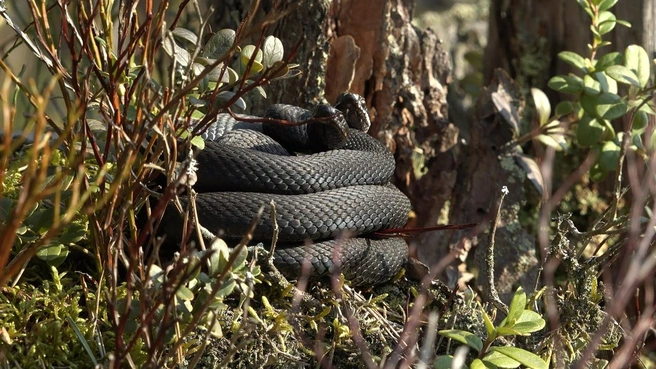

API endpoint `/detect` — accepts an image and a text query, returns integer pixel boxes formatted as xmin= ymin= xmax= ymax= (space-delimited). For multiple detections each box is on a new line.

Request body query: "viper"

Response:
xmin=162 ymin=93 xmax=411 ymax=286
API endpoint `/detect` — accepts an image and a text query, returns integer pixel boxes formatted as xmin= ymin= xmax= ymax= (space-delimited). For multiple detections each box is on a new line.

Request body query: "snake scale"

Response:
xmin=165 ymin=93 xmax=411 ymax=286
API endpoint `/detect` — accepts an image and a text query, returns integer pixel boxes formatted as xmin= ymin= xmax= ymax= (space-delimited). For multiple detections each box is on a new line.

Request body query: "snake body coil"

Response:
xmin=168 ymin=94 xmax=410 ymax=285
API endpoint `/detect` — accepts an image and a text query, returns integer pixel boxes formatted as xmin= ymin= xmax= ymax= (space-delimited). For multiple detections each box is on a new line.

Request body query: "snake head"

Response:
xmin=308 ymin=104 xmax=349 ymax=150
xmin=334 ymin=92 xmax=371 ymax=132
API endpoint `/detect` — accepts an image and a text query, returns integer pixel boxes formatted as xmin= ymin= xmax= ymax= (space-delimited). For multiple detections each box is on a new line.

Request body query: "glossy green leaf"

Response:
xmin=512 ymin=310 xmax=546 ymax=334
xmin=548 ymin=75 xmax=583 ymax=94
xmin=625 ymin=45 xmax=651 ymax=88
xmin=491 ymin=347 xmax=548 ymax=369
xmin=577 ymin=115 xmax=605 ymax=146
xmin=470 ymin=359 xmax=486 ymax=369
xmin=605 ymin=65 xmax=640 ymax=86
xmin=583 ymin=74 xmax=601 ymax=95
xmin=597 ymin=11 xmax=617 ymax=35
xmin=597 ymin=0 xmax=618 ymax=11
xmin=438 ymin=329 xmax=483 ymax=352
xmin=483 ymin=351 xmax=521 ymax=368
xmin=530 ymin=88 xmax=551 ymax=126
xmin=580 ymin=92 xmax=627 ymax=120
xmin=505 ymin=286 xmax=527 ymax=325
xmin=481 ymin=306 xmax=496 ymax=340
xmin=594 ymin=52 xmax=622 ymax=71
xmin=594 ymin=71 xmax=618 ymax=94
xmin=240 ymin=45 xmax=263 ymax=66
xmin=558 ymin=51 xmax=587 ymax=71
xmin=599 ymin=140 xmax=621 ymax=171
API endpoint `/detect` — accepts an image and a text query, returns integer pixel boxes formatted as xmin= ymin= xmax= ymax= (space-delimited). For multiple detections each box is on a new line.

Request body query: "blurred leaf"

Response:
xmin=513 ymin=153 xmax=544 ymax=195
xmin=191 ymin=135 xmax=205 ymax=150
xmin=481 ymin=306 xmax=496 ymax=340
xmin=625 ymin=45 xmax=651 ymax=88
xmin=470 ymin=359 xmax=486 ymax=369
xmin=59 ymin=222 xmax=87 ymax=244
xmin=536 ymin=134 xmax=566 ymax=151
xmin=36 ymin=244 xmax=69 ymax=266
xmin=583 ymin=74 xmax=601 ymax=95
xmin=594 ymin=52 xmax=623 ymax=71
xmin=201 ymin=29 xmax=236 ymax=59
xmin=176 ymin=286 xmax=195 ymax=301
xmin=632 ymin=110 xmax=648 ymax=134
xmin=558 ymin=51 xmax=587 ymax=72
xmin=208 ymin=238 xmax=230 ymax=276
xmin=216 ymin=91 xmax=246 ymax=110
xmin=548 ymin=75 xmax=583 ymax=94
xmin=580 ymin=92 xmax=627 ymax=120
xmin=262 ymin=36 xmax=284 ymax=68
xmin=433 ymin=355 xmax=456 ymax=369
xmin=605 ymin=65 xmax=640 ymax=86
xmin=483 ymin=351 xmax=521 ymax=368
xmin=594 ymin=71 xmax=618 ymax=94
xmin=599 ymin=140 xmax=620 ymax=171
xmin=172 ymin=28 xmax=198 ymax=45
xmin=438 ymin=329 xmax=483 ymax=352
xmin=555 ymin=101 xmax=573 ymax=116
xmin=577 ymin=115 xmax=605 ymax=146
xmin=530 ymin=88 xmax=551 ymax=126
xmin=597 ymin=0 xmax=618 ymax=11
xmin=241 ymin=45 xmax=263 ymax=68
xmin=491 ymin=91 xmax=521 ymax=136
xmin=162 ymin=37 xmax=191 ymax=67
xmin=491 ymin=347 xmax=548 ymax=369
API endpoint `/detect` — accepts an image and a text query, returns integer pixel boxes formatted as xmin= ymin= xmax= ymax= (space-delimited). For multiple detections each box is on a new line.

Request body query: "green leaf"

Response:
xmin=632 ymin=110 xmax=649 ymax=134
xmin=593 ymin=72 xmax=617 ymax=94
xmin=599 ymin=140 xmax=621 ymax=171
xmin=530 ymin=88 xmax=551 ymax=126
xmin=36 ymin=244 xmax=69 ymax=266
xmin=176 ymin=285 xmax=195 ymax=301
xmin=262 ymin=36 xmax=284 ymax=68
xmin=434 ymin=356 xmax=456 ymax=369
xmin=240 ymin=45 xmax=263 ymax=68
xmin=201 ymin=29 xmax=236 ymax=59
xmin=481 ymin=306 xmax=496 ymax=340
xmin=536 ymin=134 xmax=566 ymax=151
xmin=172 ymin=28 xmax=198 ymax=45
xmin=597 ymin=11 xmax=617 ymax=35
xmin=162 ymin=37 xmax=191 ymax=67
xmin=625 ymin=45 xmax=651 ymax=88
xmin=577 ymin=115 xmax=605 ymax=146
xmin=597 ymin=0 xmax=618 ymax=11
xmin=491 ymin=347 xmax=548 ymax=369
xmin=191 ymin=135 xmax=205 ymax=150
xmin=605 ymin=65 xmax=640 ymax=86
xmin=483 ymin=351 xmax=521 ymax=368
xmin=505 ymin=286 xmax=527 ymax=325
xmin=59 ymin=222 xmax=87 ymax=244
xmin=548 ymin=75 xmax=583 ymax=94
xmin=512 ymin=310 xmax=546 ymax=334
xmin=471 ymin=359 xmax=486 ymax=369
xmin=438 ymin=329 xmax=483 ymax=352
xmin=555 ymin=101 xmax=573 ymax=116
xmin=595 ymin=52 xmax=623 ymax=71
xmin=558 ymin=51 xmax=587 ymax=72
xmin=580 ymin=92 xmax=627 ymax=120
xmin=496 ymin=326 xmax=524 ymax=336
xmin=583 ymin=74 xmax=601 ymax=95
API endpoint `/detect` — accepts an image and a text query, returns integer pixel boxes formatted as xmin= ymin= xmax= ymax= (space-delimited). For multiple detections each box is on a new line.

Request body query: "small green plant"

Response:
xmin=536 ymin=0 xmax=655 ymax=180
xmin=435 ymin=287 xmax=547 ymax=369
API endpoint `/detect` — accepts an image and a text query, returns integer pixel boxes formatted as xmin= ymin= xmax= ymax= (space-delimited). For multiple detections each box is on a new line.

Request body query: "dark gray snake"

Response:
xmin=167 ymin=93 xmax=410 ymax=286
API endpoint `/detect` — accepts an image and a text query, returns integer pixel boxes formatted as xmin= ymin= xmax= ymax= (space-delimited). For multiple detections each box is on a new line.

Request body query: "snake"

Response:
xmin=163 ymin=93 xmax=411 ymax=286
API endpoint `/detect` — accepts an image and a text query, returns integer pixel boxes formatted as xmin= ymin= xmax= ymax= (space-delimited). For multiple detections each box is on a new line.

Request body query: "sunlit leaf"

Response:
xmin=530 ymin=88 xmax=551 ymax=126
xmin=577 ymin=115 xmax=605 ymax=146
xmin=172 ymin=27 xmax=198 ymax=45
xmin=594 ymin=52 xmax=622 ymax=71
xmin=558 ymin=51 xmax=587 ymax=72
xmin=482 ymin=351 xmax=521 ymax=368
xmin=262 ymin=36 xmax=284 ymax=68
xmin=491 ymin=347 xmax=548 ymax=369
xmin=580 ymin=92 xmax=627 ymax=120
xmin=597 ymin=11 xmax=617 ymax=35
xmin=438 ymin=329 xmax=483 ymax=352
xmin=548 ymin=75 xmax=583 ymax=94
xmin=625 ymin=45 xmax=651 ymax=88
xmin=605 ymin=65 xmax=640 ymax=86
xmin=202 ymin=29 xmax=236 ymax=59
xmin=599 ymin=140 xmax=620 ymax=171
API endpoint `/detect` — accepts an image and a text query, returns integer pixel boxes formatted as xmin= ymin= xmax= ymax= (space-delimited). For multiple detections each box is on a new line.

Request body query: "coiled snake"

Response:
xmin=165 ymin=93 xmax=411 ymax=286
